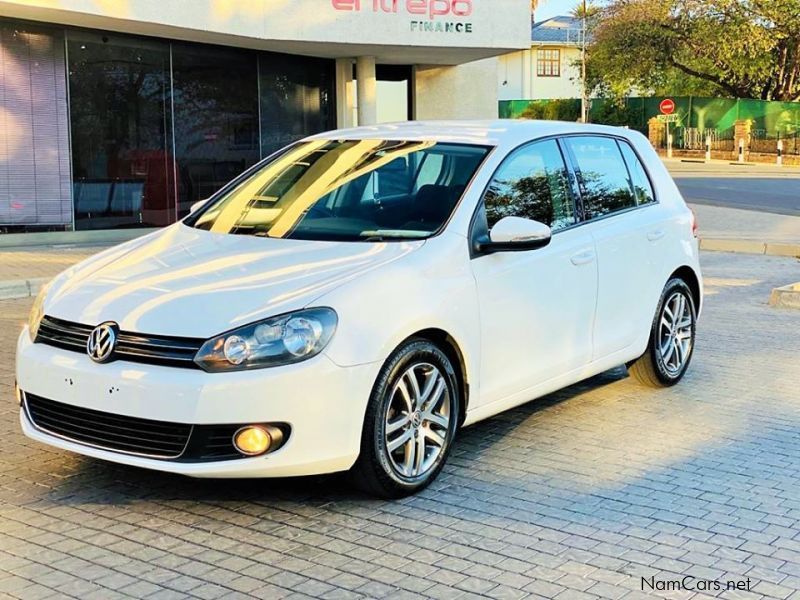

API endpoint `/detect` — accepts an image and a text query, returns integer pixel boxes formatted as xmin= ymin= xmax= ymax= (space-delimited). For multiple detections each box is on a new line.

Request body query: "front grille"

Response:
xmin=25 ymin=393 xmax=192 ymax=459
xmin=36 ymin=315 xmax=204 ymax=368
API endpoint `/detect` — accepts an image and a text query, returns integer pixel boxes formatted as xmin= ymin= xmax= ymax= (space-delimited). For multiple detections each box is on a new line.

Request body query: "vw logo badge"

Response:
xmin=86 ymin=322 xmax=118 ymax=363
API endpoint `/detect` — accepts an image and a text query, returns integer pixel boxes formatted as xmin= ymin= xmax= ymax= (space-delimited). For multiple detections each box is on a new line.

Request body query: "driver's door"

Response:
xmin=470 ymin=139 xmax=598 ymax=408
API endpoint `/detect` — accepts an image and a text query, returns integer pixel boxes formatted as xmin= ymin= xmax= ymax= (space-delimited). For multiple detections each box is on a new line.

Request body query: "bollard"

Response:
xmin=667 ymin=133 xmax=673 ymax=159
xmin=738 ymin=138 xmax=744 ymax=163
xmin=705 ymin=135 xmax=711 ymax=162
xmin=777 ymin=139 xmax=783 ymax=166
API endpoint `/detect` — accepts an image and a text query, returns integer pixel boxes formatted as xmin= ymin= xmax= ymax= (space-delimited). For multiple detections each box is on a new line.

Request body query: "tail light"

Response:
xmin=690 ymin=208 xmax=698 ymax=238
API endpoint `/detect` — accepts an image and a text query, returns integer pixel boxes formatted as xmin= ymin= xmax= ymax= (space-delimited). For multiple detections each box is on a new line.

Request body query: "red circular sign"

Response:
xmin=660 ymin=99 xmax=676 ymax=115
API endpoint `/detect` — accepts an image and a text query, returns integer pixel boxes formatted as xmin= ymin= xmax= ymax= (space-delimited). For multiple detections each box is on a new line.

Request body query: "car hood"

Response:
xmin=44 ymin=223 xmax=423 ymax=338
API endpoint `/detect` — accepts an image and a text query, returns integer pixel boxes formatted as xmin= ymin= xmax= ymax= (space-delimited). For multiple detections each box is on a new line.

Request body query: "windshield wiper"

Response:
xmin=360 ymin=235 xmax=424 ymax=242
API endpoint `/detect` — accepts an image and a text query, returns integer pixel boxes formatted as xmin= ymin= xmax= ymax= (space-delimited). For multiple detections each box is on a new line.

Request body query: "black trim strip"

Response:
xmin=36 ymin=315 xmax=204 ymax=369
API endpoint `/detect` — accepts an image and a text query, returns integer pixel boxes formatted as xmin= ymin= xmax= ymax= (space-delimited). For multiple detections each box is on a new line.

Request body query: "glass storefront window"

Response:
xmin=259 ymin=53 xmax=335 ymax=155
xmin=171 ymin=43 xmax=260 ymax=217
xmin=31 ymin=27 xmax=337 ymax=231
xmin=68 ymin=32 xmax=175 ymax=230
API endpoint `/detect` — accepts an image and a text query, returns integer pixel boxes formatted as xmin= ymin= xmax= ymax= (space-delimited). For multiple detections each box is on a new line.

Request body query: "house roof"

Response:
xmin=531 ymin=16 xmax=585 ymax=45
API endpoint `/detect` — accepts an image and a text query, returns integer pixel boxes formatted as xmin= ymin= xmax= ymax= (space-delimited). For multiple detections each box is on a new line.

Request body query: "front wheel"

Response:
xmin=350 ymin=339 xmax=460 ymax=498
xmin=629 ymin=278 xmax=697 ymax=387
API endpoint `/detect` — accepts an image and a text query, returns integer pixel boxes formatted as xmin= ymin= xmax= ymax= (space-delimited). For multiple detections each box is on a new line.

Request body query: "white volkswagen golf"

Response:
xmin=16 ymin=121 xmax=701 ymax=497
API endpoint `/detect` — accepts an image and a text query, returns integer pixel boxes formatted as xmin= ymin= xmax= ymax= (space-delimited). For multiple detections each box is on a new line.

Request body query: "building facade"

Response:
xmin=498 ymin=16 xmax=584 ymax=101
xmin=0 ymin=0 xmax=529 ymax=232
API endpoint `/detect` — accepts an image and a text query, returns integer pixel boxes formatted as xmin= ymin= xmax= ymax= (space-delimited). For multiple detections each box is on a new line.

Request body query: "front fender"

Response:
xmin=318 ymin=233 xmax=481 ymax=402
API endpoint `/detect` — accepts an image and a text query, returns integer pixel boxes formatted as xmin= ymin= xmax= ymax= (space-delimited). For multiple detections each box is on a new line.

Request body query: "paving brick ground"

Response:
xmin=0 ymin=248 xmax=104 ymax=282
xmin=1 ymin=250 xmax=799 ymax=600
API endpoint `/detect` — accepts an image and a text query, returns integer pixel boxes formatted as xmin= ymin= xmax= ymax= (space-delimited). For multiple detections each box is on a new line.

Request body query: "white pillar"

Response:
xmin=521 ymin=48 xmax=533 ymax=99
xmin=356 ymin=56 xmax=377 ymax=126
xmin=335 ymin=58 xmax=354 ymax=129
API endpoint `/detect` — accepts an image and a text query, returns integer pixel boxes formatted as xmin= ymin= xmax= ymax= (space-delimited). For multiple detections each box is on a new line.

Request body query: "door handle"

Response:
xmin=647 ymin=229 xmax=666 ymax=242
xmin=570 ymin=250 xmax=596 ymax=266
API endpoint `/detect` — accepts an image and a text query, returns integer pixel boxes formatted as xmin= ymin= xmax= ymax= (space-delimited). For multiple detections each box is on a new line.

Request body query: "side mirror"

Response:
xmin=189 ymin=200 xmax=206 ymax=215
xmin=475 ymin=216 xmax=552 ymax=254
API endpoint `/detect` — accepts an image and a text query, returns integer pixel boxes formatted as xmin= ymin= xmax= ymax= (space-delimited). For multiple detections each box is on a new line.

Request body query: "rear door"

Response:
xmin=562 ymin=135 xmax=665 ymax=360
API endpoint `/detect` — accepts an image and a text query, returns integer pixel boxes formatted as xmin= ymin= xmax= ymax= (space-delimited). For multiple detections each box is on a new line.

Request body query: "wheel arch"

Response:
xmin=669 ymin=265 xmax=702 ymax=314
xmin=404 ymin=328 xmax=469 ymax=427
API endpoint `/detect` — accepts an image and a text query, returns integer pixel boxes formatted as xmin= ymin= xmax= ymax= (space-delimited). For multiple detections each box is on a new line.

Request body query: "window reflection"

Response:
xmin=564 ymin=137 xmax=636 ymax=219
xmin=483 ymin=139 xmax=575 ymax=230
xmin=68 ymin=32 xmax=175 ymax=230
xmin=191 ymin=140 xmax=489 ymax=241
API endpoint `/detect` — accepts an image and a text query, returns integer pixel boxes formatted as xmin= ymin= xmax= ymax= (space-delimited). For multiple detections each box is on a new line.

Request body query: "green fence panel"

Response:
xmin=737 ymin=98 xmax=800 ymax=135
xmin=500 ymin=96 xmax=800 ymax=137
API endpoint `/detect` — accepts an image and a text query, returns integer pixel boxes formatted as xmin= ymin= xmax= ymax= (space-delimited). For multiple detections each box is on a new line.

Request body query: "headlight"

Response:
xmin=194 ymin=308 xmax=337 ymax=372
xmin=28 ymin=282 xmax=51 ymax=341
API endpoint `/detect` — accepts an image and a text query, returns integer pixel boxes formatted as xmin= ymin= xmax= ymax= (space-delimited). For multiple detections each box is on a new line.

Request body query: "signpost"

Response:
xmin=660 ymin=99 xmax=676 ymax=156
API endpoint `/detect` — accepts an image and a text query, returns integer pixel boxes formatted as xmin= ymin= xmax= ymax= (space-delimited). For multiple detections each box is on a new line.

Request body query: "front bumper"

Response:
xmin=16 ymin=329 xmax=379 ymax=478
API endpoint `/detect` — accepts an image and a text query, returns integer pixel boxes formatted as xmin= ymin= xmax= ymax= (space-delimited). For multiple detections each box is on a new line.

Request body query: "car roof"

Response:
xmin=305 ymin=119 xmax=640 ymax=149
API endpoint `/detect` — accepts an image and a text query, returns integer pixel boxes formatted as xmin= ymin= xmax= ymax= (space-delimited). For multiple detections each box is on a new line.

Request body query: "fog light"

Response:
xmin=232 ymin=425 xmax=284 ymax=456
xmin=14 ymin=382 xmax=22 ymax=406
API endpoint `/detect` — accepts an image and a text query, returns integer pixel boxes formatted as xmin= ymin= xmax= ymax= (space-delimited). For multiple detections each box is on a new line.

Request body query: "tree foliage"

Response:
xmin=586 ymin=0 xmax=800 ymax=101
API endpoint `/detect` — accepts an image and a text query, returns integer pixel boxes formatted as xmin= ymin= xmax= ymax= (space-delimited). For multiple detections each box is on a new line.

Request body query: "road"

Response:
xmin=666 ymin=160 xmax=800 ymax=216
xmin=2 ymin=250 xmax=800 ymax=599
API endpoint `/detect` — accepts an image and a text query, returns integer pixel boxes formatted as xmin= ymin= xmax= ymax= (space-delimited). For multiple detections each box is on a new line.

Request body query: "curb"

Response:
xmin=700 ymin=238 xmax=800 ymax=258
xmin=0 ymin=277 xmax=49 ymax=301
xmin=769 ymin=283 xmax=800 ymax=310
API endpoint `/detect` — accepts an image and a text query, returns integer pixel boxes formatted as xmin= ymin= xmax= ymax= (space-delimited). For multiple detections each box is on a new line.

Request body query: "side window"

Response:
xmin=564 ymin=136 xmax=636 ymax=219
xmin=482 ymin=139 xmax=575 ymax=231
xmin=618 ymin=141 xmax=656 ymax=205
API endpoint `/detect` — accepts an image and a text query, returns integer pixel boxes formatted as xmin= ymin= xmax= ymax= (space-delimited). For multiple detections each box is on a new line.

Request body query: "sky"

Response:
xmin=534 ymin=0 xmax=580 ymax=20
xmin=534 ymin=0 xmax=608 ymax=21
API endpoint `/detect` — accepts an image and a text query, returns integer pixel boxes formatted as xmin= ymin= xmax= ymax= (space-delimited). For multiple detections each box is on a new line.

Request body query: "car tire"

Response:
xmin=629 ymin=278 xmax=697 ymax=387
xmin=350 ymin=338 xmax=460 ymax=498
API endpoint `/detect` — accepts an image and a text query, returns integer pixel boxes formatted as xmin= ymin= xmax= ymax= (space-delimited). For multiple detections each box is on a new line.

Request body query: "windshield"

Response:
xmin=189 ymin=139 xmax=490 ymax=241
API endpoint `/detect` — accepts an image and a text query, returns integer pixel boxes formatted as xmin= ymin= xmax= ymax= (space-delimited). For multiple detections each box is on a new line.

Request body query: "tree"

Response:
xmin=586 ymin=0 xmax=800 ymax=101
xmin=571 ymin=0 xmax=602 ymax=19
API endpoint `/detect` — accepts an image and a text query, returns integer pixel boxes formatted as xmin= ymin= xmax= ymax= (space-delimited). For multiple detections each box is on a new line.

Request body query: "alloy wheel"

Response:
xmin=658 ymin=291 xmax=694 ymax=375
xmin=383 ymin=362 xmax=451 ymax=479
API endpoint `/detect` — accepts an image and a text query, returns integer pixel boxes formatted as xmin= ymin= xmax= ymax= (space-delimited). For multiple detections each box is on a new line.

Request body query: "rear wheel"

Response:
xmin=350 ymin=339 xmax=459 ymax=498
xmin=629 ymin=278 xmax=696 ymax=387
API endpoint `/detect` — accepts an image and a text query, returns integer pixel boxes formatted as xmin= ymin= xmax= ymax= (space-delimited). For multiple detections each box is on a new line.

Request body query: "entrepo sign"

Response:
xmin=332 ymin=0 xmax=474 ymax=31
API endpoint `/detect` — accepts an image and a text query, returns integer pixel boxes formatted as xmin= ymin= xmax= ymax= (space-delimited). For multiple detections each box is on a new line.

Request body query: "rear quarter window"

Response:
xmin=618 ymin=141 xmax=656 ymax=205
xmin=564 ymin=136 xmax=636 ymax=220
